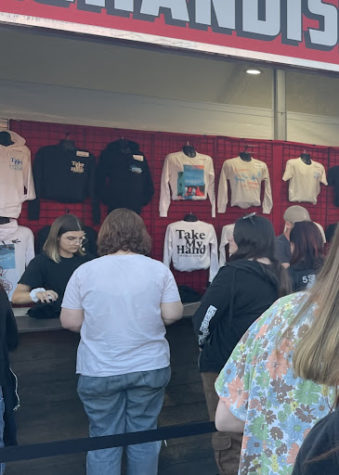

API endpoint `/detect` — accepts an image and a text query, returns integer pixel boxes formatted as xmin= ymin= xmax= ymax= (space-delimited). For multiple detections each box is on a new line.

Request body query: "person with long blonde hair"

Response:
xmin=12 ymin=214 xmax=92 ymax=318
xmin=214 ymin=226 xmax=339 ymax=475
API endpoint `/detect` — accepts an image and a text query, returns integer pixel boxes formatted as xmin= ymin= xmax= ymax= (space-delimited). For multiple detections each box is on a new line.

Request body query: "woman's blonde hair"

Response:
xmin=292 ymin=225 xmax=339 ymax=387
xmin=43 ymin=214 xmax=85 ymax=263
xmin=97 ymin=208 xmax=151 ymax=257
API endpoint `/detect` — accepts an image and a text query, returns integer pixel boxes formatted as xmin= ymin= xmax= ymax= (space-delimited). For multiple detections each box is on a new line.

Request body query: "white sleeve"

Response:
xmin=207 ymin=158 xmax=216 ymax=218
xmin=261 ymin=163 xmax=273 ymax=214
xmin=61 ymin=270 xmax=82 ymax=310
xmin=163 ymin=225 xmax=173 ymax=267
xmin=23 ymin=148 xmax=36 ymax=200
xmin=218 ymin=224 xmax=234 ymax=267
xmin=208 ymin=226 xmax=219 ymax=283
xmin=320 ymin=165 xmax=328 ymax=186
xmin=161 ymin=268 xmax=180 ymax=303
xmin=159 ymin=155 xmax=171 ymax=217
xmin=217 ymin=161 xmax=228 ymax=213
xmin=282 ymin=160 xmax=293 ymax=181
xmin=25 ymin=228 xmax=35 ymax=266
xmin=219 ymin=225 xmax=230 ymax=267
xmin=314 ymin=222 xmax=326 ymax=243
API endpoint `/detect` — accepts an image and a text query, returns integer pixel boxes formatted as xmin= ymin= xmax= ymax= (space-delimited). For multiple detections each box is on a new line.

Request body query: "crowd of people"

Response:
xmin=0 ymin=206 xmax=337 ymax=475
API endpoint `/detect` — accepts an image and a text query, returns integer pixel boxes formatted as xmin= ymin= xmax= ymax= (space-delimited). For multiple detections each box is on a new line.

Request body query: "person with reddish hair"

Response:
xmin=60 ymin=208 xmax=183 ymax=475
xmin=289 ymin=221 xmax=324 ymax=291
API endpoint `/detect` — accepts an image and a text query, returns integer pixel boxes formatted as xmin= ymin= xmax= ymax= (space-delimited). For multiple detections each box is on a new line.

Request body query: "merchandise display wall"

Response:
xmin=10 ymin=119 xmax=338 ymax=295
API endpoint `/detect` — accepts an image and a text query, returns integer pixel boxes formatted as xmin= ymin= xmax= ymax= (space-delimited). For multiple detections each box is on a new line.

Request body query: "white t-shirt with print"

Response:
xmin=159 ymin=151 xmax=216 ymax=217
xmin=163 ymin=220 xmax=219 ymax=282
xmin=62 ymin=254 xmax=180 ymax=377
xmin=217 ymin=156 xmax=273 ymax=214
xmin=0 ymin=219 xmax=35 ymax=299
xmin=283 ymin=157 xmax=327 ymax=204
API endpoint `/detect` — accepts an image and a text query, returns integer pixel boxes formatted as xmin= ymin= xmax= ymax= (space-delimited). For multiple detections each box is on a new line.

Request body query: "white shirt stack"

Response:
xmin=283 ymin=157 xmax=327 ymax=204
xmin=159 ymin=151 xmax=216 ymax=217
xmin=217 ymin=156 xmax=273 ymax=214
xmin=163 ymin=220 xmax=219 ymax=282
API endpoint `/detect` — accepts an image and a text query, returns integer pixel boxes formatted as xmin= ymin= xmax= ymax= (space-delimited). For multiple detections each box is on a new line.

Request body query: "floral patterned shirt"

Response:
xmin=215 ymin=292 xmax=335 ymax=475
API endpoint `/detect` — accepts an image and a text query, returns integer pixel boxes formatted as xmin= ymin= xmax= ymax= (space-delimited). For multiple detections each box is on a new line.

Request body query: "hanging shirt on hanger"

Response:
xmin=0 ymin=219 xmax=35 ymax=299
xmin=217 ymin=156 xmax=273 ymax=214
xmin=28 ymin=142 xmax=98 ymax=223
xmin=159 ymin=151 xmax=216 ymax=217
xmin=163 ymin=220 xmax=219 ymax=282
xmin=327 ymin=165 xmax=339 ymax=207
xmin=282 ymin=157 xmax=327 ymax=204
xmin=95 ymin=139 xmax=154 ymax=218
xmin=0 ymin=130 xmax=36 ymax=218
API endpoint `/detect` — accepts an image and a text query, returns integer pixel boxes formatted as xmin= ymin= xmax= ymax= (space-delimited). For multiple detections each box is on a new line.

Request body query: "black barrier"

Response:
xmin=0 ymin=421 xmax=216 ymax=463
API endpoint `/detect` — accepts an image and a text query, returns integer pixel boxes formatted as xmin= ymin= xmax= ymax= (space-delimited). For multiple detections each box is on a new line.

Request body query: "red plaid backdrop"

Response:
xmin=11 ymin=120 xmax=338 ymax=295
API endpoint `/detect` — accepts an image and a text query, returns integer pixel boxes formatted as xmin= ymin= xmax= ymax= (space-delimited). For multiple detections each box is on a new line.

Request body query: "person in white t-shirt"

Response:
xmin=60 ymin=208 xmax=183 ymax=475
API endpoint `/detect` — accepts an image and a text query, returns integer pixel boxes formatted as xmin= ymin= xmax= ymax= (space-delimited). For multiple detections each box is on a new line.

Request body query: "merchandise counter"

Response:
xmin=13 ymin=301 xmax=201 ymax=333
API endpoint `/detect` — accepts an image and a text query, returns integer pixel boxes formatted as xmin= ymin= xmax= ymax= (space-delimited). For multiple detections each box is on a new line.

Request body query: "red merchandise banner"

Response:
xmin=1 ymin=0 xmax=339 ymax=72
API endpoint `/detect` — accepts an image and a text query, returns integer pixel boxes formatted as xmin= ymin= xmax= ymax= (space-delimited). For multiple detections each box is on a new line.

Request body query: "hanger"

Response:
xmin=119 ymin=137 xmax=132 ymax=154
xmin=300 ymin=149 xmax=311 ymax=164
xmin=59 ymin=132 xmax=76 ymax=151
xmin=182 ymin=141 xmax=196 ymax=158
xmin=183 ymin=212 xmax=198 ymax=222
xmin=0 ymin=131 xmax=14 ymax=146
xmin=239 ymin=145 xmax=252 ymax=162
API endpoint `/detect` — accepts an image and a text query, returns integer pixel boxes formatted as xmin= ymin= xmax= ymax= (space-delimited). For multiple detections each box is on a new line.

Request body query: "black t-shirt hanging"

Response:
xmin=95 ymin=139 xmax=154 ymax=216
xmin=327 ymin=165 xmax=339 ymax=206
xmin=28 ymin=143 xmax=99 ymax=223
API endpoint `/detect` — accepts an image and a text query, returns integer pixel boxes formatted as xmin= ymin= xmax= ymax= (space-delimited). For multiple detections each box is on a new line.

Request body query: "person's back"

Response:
xmin=215 ymin=291 xmax=335 ymax=474
xmin=193 ymin=214 xmax=289 ymax=475
xmin=196 ymin=259 xmax=280 ymax=372
xmin=61 ymin=208 xmax=182 ymax=475
xmin=69 ymin=253 xmax=174 ymax=376
xmin=215 ymin=225 xmax=339 ymax=475
xmin=289 ymin=221 xmax=324 ymax=291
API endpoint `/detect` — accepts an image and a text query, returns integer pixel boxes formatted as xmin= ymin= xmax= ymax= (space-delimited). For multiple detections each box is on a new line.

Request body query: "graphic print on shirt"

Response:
xmin=235 ymin=166 xmax=263 ymax=189
xmin=176 ymin=228 xmax=206 ymax=256
xmin=0 ymin=243 xmax=15 ymax=295
xmin=177 ymin=165 xmax=205 ymax=200
xmin=9 ymin=157 xmax=23 ymax=171
xmin=70 ymin=161 xmax=85 ymax=174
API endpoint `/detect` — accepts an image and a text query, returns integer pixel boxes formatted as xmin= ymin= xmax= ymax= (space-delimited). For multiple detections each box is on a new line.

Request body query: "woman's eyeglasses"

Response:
xmin=65 ymin=236 xmax=88 ymax=245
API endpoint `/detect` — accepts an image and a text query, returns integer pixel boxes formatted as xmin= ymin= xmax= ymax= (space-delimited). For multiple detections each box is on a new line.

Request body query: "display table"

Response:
xmin=13 ymin=301 xmax=201 ymax=333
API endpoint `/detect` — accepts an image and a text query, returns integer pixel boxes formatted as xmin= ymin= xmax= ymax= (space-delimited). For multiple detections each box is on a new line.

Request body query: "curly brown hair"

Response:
xmin=97 ymin=208 xmax=152 ymax=256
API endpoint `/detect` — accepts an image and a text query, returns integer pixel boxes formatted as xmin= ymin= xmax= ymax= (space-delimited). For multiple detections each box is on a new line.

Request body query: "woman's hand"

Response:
xmin=36 ymin=290 xmax=58 ymax=303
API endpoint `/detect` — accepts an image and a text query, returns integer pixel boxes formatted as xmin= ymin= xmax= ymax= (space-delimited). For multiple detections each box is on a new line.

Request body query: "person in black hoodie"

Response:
xmin=192 ymin=213 xmax=290 ymax=475
xmin=0 ymin=283 xmax=19 ymax=474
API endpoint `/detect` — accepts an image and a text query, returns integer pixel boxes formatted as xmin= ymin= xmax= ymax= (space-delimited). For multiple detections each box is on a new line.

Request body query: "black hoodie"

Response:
xmin=192 ymin=260 xmax=279 ymax=372
xmin=95 ymin=139 xmax=154 ymax=217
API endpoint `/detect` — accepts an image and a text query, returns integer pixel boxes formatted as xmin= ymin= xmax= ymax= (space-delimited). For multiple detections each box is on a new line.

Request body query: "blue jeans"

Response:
xmin=78 ymin=366 xmax=171 ymax=475
xmin=0 ymin=387 xmax=5 ymax=475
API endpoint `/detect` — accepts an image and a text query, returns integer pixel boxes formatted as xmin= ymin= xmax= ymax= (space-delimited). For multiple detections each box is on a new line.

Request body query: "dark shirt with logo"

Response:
xmin=28 ymin=143 xmax=98 ymax=222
